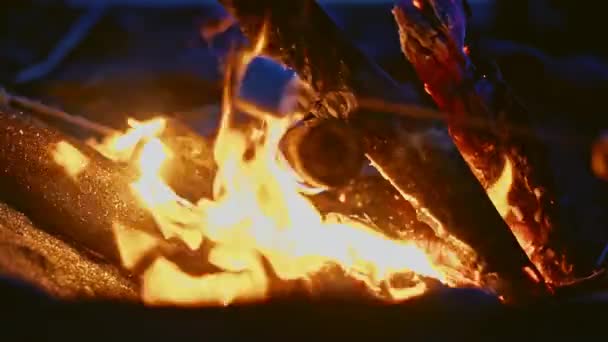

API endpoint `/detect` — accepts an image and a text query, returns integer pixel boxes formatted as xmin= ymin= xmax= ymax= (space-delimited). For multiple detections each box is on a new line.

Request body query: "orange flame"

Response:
xmin=487 ymin=156 xmax=513 ymax=219
xmin=90 ymin=118 xmax=166 ymax=162
xmin=101 ymin=110 xmax=446 ymax=305
xmin=52 ymin=141 xmax=89 ymax=179
xmin=88 ymin=32 xmax=481 ymax=306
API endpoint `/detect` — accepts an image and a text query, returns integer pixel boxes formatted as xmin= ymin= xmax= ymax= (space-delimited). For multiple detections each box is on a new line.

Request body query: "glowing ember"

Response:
xmin=52 ymin=141 xmax=89 ymax=179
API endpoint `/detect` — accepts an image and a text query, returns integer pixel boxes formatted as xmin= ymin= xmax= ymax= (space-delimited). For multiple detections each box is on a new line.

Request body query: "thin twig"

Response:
xmin=1 ymin=88 xmax=117 ymax=136
xmin=358 ymin=97 xmax=591 ymax=146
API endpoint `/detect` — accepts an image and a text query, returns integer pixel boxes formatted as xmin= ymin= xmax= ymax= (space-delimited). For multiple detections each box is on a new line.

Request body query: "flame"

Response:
xmin=101 ymin=110 xmax=445 ymax=305
xmin=486 ymin=157 xmax=537 ymax=259
xmin=487 ymin=156 xmax=513 ymax=219
xmin=485 ymin=156 xmax=567 ymax=283
xmin=52 ymin=141 xmax=89 ymax=179
xmin=87 ymin=34 xmax=481 ymax=306
xmin=91 ymin=118 xmax=166 ymax=162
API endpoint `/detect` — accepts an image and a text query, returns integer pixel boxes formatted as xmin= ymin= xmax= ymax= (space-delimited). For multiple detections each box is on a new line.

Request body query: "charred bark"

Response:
xmin=0 ymin=201 xmax=138 ymax=300
xmin=392 ymin=0 xmax=596 ymax=283
xmin=0 ymin=108 xmax=211 ymax=275
xmin=219 ymin=0 xmax=548 ymax=299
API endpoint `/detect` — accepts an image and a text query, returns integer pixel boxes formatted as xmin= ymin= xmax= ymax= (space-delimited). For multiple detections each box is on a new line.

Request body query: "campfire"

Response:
xmin=0 ymin=0 xmax=607 ymax=332
xmin=47 ymin=38 xmax=478 ymax=305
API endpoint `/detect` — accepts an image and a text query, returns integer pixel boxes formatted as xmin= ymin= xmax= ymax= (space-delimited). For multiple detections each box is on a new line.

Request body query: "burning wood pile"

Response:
xmin=0 ymin=0 xmax=606 ymax=322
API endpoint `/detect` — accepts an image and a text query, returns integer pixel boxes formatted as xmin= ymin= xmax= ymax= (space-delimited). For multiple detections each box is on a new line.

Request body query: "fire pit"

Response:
xmin=0 ymin=0 xmax=607 ymax=338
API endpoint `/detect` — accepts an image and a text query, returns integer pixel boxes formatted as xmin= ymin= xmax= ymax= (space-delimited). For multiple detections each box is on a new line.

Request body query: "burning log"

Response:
xmin=219 ymin=0 xmax=547 ymax=299
xmin=392 ymin=0 xmax=595 ymax=283
xmin=0 ymin=105 xmax=437 ymax=303
xmin=1 ymin=89 xmax=217 ymax=203
xmin=0 ymin=201 xmax=138 ymax=300
xmin=280 ymin=118 xmax=365 ymax=188
xmin=4 ymin=287 xmax=608 ymax=341
xmin=0 ymin=108 xmax=210 ymax=275
xmin=0 ymin=108 xmax=154 ymax=263
xmin=592 ymin=131 xmax=608 ymax=181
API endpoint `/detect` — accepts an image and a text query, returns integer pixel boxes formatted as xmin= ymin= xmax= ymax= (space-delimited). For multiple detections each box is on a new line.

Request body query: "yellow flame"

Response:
xmin=113 ymin=223 xmax=159 ymax=269
xmin=52 ymin=141 xmax=89 ymax=179
xmin=487 ymin=156 xmax=513 ymax=218
xmin=91 ymin=118 xmax=166 ymax=162
xmin=109 ymin=111 xmax=444 ymax=306
xmin=97 ymin=31 xmax=479 ymax=306
xmin=142 ymin=255 xmax=267 ymax=306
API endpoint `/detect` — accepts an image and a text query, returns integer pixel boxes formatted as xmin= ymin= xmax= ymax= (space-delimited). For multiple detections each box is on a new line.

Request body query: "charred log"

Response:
xmin=155 ymin=118 xmax=216 ymax=203
xmin=392 ymin=0 xmax=596 ymax=283
xmin=280 ymin=118 xmax=365 ymax=188
xmin=0 ymin=108 xmax=211 ymax=275
xmin=0 ymin=201 xmax=138 ymax=300
xmin=219 ymin=0 xmax=547 ymax=299
xmin=2 ymin=90 xmax=217 ymax=203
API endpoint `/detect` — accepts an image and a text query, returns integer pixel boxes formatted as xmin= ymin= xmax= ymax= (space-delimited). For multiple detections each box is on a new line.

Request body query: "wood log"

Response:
xmin=2 ymin=89 xmax=217 ymax=203
xmin=4 ymin=288 xmax=608 ymax=341
xmin=219 ymin=0 xmax=548 ymax=299
xmin=392 ymin=0 xmax=599 ymax=283
xmin=0 ymin=106 xmax=436 ymax=301
xmin=218 ymin=0 xmax=425 ymax=116
xmin=0 ymin=107 xmax=211 ymax=275
xmin=0 ymin=108 xmax=155 ymax=263
xmin=0 ymin=201 xmax=138 ymax=300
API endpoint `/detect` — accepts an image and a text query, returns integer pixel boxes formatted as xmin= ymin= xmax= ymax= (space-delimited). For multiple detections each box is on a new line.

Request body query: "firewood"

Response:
xmin=153 ymin=118 xmax=217 ymax=203
xmin=0 ymin=108 xmax=211 ymax=275
xmin=392 ymin=0 xmax=596 ymax=283
xmin=219 ymin=0 xmax=548 ymax=299
xmin=2 ymin=89 xmax=217 ymax=203
xmin=280 ymin=118 xmax=365 ymax=188
xmin=0 ymin=201 xmax=138 ymax=300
